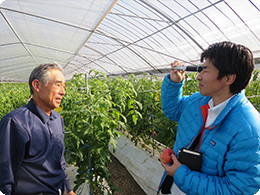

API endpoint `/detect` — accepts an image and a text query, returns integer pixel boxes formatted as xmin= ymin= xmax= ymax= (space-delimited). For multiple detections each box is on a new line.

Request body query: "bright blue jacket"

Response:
xmin=159 ymin=74 xmax=260 ymax=195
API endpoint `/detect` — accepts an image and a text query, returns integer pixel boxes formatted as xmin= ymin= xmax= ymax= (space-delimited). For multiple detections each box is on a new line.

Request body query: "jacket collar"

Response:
xmin=208 ymin=90 xmax=245 ymax=128
xmin=27 ymin=99 xmax=56 ymax=124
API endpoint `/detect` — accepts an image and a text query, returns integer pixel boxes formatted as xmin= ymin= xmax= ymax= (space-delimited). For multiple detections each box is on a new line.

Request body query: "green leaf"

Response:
xmin=135 ymin=100 xmax=143 ymax=110
xmin=109 ymin=137 xmax=118 ymax=152
xmin=132 ymin=114 xmax=138 ymax=125
xmin=118 ymin=121 xmax=126 ymax=129
xmin=112 ymin=110 xmax=120 ymax=121
xmin=127 ymin=98 xmax=134 ymax=109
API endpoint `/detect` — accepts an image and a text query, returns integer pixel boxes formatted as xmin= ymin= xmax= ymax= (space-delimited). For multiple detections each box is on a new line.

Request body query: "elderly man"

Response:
xmin=0 ymin=63 xmax=76 ymax=195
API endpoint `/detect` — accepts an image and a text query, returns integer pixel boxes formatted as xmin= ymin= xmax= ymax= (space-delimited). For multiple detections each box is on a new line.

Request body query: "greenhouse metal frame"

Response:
xmin=0 ymin=0 xmax=260 ymax=82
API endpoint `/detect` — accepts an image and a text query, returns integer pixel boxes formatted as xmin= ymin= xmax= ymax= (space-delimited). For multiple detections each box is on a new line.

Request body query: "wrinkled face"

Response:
xmin=196 ymin=58 xmax=227 ymax=98
xmin=38 ymin=69 xmax=65 ymax=111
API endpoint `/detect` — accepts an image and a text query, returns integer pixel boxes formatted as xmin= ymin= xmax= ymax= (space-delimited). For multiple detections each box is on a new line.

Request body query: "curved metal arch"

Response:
xmin=139 ymin=0 xmax=205 ymax=51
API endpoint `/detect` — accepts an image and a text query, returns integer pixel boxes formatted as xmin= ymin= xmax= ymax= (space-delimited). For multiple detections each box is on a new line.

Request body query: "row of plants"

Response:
xmin=0 ymin=70 xmax=259 ymax=195
xmin=59 ymin=70 xmax=178 ymax=194
xmin=60 ymin=71 xmax=143 ymax=193
xmin=0 ymin=82 xmax=30 ymax=118
xmin=246 ymin=70 xmax=260 ymax=109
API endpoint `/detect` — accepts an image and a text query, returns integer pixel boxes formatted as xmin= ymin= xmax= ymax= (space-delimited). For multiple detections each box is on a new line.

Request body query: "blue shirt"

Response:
xmin=0 ymin=99 xmax=72 ymax=194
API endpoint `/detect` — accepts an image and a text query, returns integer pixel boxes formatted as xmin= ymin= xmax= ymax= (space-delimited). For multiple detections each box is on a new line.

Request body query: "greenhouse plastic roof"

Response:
xmin=1 ymin=0 xmax=260 ymax=82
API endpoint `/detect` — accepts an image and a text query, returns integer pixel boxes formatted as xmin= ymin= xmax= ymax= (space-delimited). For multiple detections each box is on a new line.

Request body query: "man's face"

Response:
xmin=38 ymin=69 xmax=65 ymax=111
xmin=196 ymin=58 xmax=227 ymax=99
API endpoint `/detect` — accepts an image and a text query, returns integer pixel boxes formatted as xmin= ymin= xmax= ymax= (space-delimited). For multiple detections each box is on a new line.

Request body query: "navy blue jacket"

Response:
xmin=0 ymin=99 xmax=71 ymax=194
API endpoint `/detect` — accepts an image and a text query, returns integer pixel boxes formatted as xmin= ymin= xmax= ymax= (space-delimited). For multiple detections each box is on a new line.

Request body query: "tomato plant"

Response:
xmin=0 ymin=83 xmax=30 ymax=118
xmin=123 ymin=74 xmax=177 ymax=149
xmin=60 ymin=71 xmax=142 ymax=194
xmin=246 ymin=70 xmax=260 ymax=112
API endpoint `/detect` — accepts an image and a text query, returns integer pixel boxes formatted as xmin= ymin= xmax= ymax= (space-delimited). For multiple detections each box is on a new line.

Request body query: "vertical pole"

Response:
xmin=86 ymin=73 xmax=93 ymax=195
xmin=85 ymin=73 xmax=88 ymax=94
xmin=151 ymin=75 xmax=155 ymax=156
xmin=89 ymin=151 xmax=93 ymax=195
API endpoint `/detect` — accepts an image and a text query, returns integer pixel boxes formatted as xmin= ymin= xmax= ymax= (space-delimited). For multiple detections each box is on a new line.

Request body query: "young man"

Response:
xmin=158 ymin=42 xmax=260 ymax=195
xmin=0 ymin=63 xmax=76 ymax=195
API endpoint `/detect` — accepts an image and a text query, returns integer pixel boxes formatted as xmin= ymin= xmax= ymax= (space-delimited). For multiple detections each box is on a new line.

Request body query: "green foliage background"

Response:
xmin=0 ymin=83 xmax=30 ymax=118
xmin=0 ymin=70 xmax=259 ymax=194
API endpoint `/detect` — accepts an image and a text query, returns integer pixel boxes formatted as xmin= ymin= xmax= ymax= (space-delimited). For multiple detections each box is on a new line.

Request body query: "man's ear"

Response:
xmin=226 ymin=74 xmax=236 ymax=86
xmin=31 ymin=79 xmax=41 ymax=93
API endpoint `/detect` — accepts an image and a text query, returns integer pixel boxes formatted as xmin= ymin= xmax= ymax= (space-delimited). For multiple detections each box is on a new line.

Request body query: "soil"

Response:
xmin=107 ymin=153 xmax=146 ymax=195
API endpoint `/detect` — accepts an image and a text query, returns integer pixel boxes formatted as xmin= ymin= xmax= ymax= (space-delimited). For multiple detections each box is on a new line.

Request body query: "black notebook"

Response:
xmin=177 ymin=148 xmax=203 ymax=172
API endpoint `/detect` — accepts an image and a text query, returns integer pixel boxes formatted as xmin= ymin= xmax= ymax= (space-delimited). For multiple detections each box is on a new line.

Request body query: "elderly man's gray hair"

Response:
xmin=28 ymin=63 xmax=63 ymax=95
